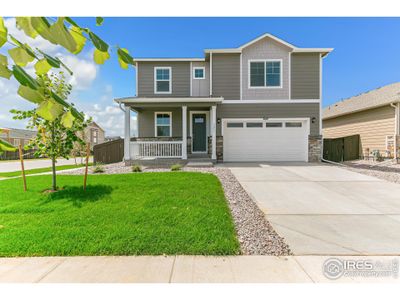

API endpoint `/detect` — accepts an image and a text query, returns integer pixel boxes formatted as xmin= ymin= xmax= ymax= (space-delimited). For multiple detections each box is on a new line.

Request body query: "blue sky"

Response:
xmin=1 ymin=17 xmax=400 ymax=136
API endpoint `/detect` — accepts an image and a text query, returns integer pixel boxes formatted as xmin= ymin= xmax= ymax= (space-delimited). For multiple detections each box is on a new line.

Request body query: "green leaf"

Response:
xmin=96 ymin=17 xmax=104 ymax=26
xmin=51 ymin=91 xmax=84 ymax=121
xmin=17 ymin=85 xmax=44 ymax=103
xmin=0 ymin=64 xmax=12 ymax=79
xmin=44 ymin=54 xmax=61 ymax=68
xmin=117 ymin=48 xmax=133 ymax=69
xmin=16 ymin=17 xmax=38 ymax=38
xmin=61 ymin=111 xmax=74 ymax=128
xmin=34 ymin=59 xmax=52 ymax=75
xmin=49 ymin=17 xmax=77 ymax=53
xmin=8 ymin=47 xmax=35 ymax=67
xmin=0 ymin=53 xmax=7 ymax=65
xmin=12 ymin=65 xmax=39 ymax=90
xmin=0 ymin=138 xmax=17 ymax=153
xmin=31 ymin=17 xmax=57 ymax=44
xmin=55 ymin=57 xmax=73 ymax=75
xmin=37 ymin=100 xmax=63 ymax=121
xmin=93 ymin=48 xmax=110 ymax=65
xmin=65 ymin=17 xmax=79 ymax=28
xmin=69 ymin=26 xmax=86 ymax=54
xmin=89 ymin=31 xmax=108 ymax=52
xmin=0 ymin=17 xmax=7 ymax=47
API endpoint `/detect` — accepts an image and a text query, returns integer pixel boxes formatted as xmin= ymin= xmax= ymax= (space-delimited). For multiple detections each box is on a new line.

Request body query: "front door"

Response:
xmin=192 ymin=113 xmax=207 ymax=152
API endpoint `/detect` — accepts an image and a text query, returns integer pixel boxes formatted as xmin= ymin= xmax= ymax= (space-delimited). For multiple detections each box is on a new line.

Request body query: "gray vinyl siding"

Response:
xmin=138 ymin=108 xmax=182 ymax=137
xmin=212 ymin=53 xmax=240 ymax=100
xmin=217 ymin=103 xmax=320 ymax=136
xmin=137 ymin=107 xmax=211 ymax=137
xmin=242 ymin=36 xmax=291 ymax=100
xmin=291 ymin=53 xmax=320 ymax=99
xmin=137 ymin=62 xmax=190 ymax=97
xmin=191 ymin=61 xmax=210 ymax=96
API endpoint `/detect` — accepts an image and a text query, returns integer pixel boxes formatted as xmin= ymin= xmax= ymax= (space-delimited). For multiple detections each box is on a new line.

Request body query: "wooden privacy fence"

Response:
xmin=323 ymin=134 xmax=360 ymax=162
xmin=93 ymin=138 xmax=124 ymax=164
xmin=0 ymin=148 xmax=36 ymax=160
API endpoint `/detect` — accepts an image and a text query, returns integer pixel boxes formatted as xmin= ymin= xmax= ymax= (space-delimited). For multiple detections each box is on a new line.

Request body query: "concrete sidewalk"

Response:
xmin=0 ymin=157 xmax=93 ymax=172
xmin=0 ymin=256 xmax=398 ymax=283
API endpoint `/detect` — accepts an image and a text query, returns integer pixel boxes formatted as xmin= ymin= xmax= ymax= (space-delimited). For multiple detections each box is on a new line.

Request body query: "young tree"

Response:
xmin=11 ymin=72 xmax=91 ymax=191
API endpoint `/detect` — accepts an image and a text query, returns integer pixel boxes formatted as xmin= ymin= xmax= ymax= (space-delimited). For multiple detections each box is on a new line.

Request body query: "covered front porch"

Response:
xmin=116 ymin=97 xmax=223 ymax=163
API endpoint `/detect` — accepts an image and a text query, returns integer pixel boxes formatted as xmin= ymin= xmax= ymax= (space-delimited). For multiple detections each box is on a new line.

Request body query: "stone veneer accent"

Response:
xmin=308 ymin=135 xmax=322 ymax=162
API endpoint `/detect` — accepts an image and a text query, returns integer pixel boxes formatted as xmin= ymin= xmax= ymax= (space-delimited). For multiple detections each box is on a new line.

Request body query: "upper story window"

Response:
xmin=91 ymin=129 xmax=98 ymax=144
xmin=155 ymin=112 xmax=172 ymax=137
xmin=193 ymin=67 xmax=205 ymax=79
xmin=249 ymin=59 xmax=282 ymax=88
xmin=154 ymin=67 xmax=172 ymax=94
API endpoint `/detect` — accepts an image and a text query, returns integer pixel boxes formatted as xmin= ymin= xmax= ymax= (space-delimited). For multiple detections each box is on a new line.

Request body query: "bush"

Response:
xmin=132 ymin=165 xmax=142 ymax=172
xmin=170 ymin=164 xmax=182 ymax=171
xmin=92 ymin=163 xmax=105 ymax=173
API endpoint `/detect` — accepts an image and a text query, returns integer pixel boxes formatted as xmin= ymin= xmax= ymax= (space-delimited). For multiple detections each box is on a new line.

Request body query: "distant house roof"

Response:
xmin=0 ymin=128 xmax=37 ymax=139
xmin=323 ymin=82 xmax=400 ymax=120
xmin=88 ymin=122 xmax=105 ymax=132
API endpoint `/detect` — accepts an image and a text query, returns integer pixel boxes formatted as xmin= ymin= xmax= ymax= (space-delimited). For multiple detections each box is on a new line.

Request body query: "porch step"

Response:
xmin=186 ymin=161 xmax=214 ymax=168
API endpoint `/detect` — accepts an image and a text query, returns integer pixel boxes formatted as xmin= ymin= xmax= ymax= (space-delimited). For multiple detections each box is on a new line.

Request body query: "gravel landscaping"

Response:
xmin=343 ymin=159 xmax=400 ymax=184
xmin=61 ymin=163 xmax=292 ymax=256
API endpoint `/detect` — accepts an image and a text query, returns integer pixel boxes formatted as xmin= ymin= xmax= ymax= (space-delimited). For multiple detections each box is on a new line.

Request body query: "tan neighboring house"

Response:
xmin=323 ymin=82 xmax=400 ymax=159
xmin=0 ymin=128 xmax=37 ymax=147
xmin=84 ymin=122 xmax=105 ymax=149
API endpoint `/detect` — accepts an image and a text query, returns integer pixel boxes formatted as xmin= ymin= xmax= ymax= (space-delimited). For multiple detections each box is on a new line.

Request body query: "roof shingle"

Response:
xmin=323 ymin=82 xmax=400 ymax=119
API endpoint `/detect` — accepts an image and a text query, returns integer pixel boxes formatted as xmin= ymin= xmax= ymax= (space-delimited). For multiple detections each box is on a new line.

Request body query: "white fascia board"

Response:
xmin=222 ymin=99 xmax=320 ymax=104
xmin=238 ymin=33 xmax=297 ymax=50
xmin=134 ymin=58 xmax=205 ymax=62
xmin=115 ymin=97 xmax=224 ymax=104
xmin=204 ymin=49 xmax=242 ymax=54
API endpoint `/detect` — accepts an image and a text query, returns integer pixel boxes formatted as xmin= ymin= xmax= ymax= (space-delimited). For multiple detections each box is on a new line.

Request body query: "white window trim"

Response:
xmin=154 ymin=67 xmax=172 ymax=94
xmin=193 ymin=67 xmax=205 ymax=80
xmin=248 ymin=59 xmax=283 ymax=89
xmin=189 ymin=110 xmax=209 ymax=153
xmin=154 ymin=112 xmax=172 ymax=137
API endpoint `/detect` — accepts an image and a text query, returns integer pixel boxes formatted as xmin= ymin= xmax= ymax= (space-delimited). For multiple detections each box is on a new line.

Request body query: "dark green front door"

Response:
xmin=192 ymin=113 xmax=207 ymax=152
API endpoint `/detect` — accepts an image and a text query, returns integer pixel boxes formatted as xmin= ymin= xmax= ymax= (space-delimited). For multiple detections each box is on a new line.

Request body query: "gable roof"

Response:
xmin=205 ymin=33 xmax=333 ymax=57
xmin=323 ymin=82 xmax=400 ymax=120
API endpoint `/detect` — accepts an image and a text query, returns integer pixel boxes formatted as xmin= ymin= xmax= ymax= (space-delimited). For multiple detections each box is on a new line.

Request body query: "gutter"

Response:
xmin=390 ymin=102 xmax=400 ymax=160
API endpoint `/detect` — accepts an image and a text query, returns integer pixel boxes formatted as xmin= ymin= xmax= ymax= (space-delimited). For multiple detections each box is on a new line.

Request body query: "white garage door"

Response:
xmin=223 ymin=119 xmax=309 ymax=162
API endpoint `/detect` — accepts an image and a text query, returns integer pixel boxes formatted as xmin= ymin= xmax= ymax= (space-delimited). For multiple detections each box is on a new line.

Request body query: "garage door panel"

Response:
xmin=223 ymin=119 xmax=308 ymax=162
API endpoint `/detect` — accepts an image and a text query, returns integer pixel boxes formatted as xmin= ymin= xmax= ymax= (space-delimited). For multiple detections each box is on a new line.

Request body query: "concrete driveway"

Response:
xmin=226 ymin=162 xmax=400 ymax=255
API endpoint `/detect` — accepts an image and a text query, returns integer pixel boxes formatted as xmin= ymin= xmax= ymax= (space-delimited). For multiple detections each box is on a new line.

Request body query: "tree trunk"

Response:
xmin=51 ymin=157 xmax=57 ymax=191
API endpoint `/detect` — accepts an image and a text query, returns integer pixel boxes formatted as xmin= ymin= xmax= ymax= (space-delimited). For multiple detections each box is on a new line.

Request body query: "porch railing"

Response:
xmin=130 ymin=141 xmax=183 ymax=159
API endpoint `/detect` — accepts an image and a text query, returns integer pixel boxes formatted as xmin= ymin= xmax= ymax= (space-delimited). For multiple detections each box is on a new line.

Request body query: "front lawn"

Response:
xmin=0 ymin=163 xmax=93 ymax=178
xmin=0 ymin=172 xmax=240 ymax=256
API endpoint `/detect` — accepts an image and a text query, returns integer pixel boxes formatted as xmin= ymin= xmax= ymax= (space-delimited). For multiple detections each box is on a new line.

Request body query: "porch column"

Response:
xmin=211 ymin=105 xmax=217 ymax=160
xmin=182 ymin=105 xmax=187 ymax=159
xmin=124 ymin=104 xmax=131 ymax=161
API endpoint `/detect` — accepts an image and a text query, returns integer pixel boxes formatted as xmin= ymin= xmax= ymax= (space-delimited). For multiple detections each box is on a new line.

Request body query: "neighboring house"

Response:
xmin=105 ymin=136 xmax=122 ymax=142
xmin=0 ymin=127 xmax=37 ymax=147
xmin=115 ymin=33 xmax=333 ymax=163
xmin=83 ymin=122 xmax=105 ymax=149
xmin=323 ymin=82 xmax=400 ymax=159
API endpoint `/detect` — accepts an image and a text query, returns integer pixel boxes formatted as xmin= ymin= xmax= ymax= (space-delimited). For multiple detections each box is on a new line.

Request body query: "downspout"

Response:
xmin=390 ymin=102 xmax=400 ymax=160
xmin=118 ymin=101 xmax=126 ymax=113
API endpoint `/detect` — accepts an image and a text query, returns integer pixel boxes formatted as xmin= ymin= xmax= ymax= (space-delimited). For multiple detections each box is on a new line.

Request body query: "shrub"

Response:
xmin=92 ymin=163 xmax=105 ymax=173
xmin=170 ymin=164 xmax=182 ymax=171
xmin=132 ymin=165 xmax=142 ymax=172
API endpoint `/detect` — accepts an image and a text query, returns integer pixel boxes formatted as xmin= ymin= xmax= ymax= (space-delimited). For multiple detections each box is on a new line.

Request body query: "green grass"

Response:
xmin=0 ymin=173 xmax=240 ymax=256
xmin=0 ymin=163 xmax=93 ymax=178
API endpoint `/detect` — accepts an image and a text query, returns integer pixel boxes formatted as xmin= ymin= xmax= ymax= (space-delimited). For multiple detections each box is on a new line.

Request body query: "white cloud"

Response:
xmin=84 ymin=103 xmax=137 ymax=137
xmin=60 ymin=54 xmax=98 ymax=90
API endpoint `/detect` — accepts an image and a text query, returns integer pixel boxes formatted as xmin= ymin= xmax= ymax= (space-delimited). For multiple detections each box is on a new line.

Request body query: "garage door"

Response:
xmin=223 ymin=119 xmax=309 ymax=162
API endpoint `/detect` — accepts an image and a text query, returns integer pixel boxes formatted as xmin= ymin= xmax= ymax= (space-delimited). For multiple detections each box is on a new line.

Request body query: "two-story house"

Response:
xmin=115 ymin=33 xmax=333 ymax=163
